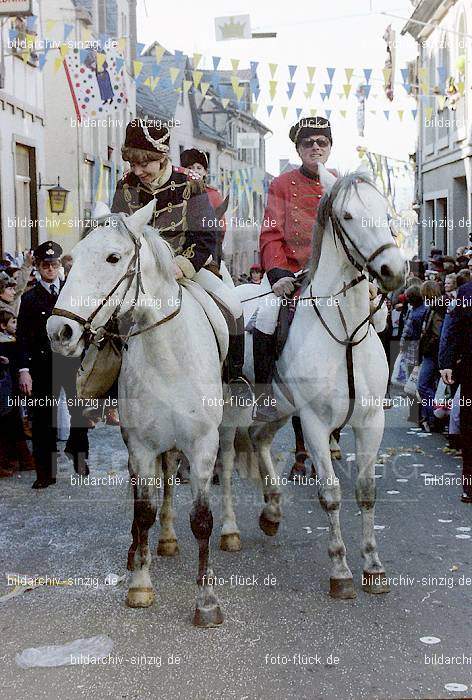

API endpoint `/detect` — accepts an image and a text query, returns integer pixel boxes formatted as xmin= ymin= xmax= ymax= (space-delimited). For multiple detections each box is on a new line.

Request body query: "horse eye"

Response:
xmin=343 ymin=212 xmax=353 ymax=220
xmin=106 ymin=253 xmax=121 ymax=264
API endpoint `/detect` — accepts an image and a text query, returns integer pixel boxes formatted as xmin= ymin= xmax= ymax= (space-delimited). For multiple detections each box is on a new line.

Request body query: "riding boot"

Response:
xmin=253 ymin=328 xmax=278 ymax=422
xmin=226 ymin=314 xmax=252 ymax=404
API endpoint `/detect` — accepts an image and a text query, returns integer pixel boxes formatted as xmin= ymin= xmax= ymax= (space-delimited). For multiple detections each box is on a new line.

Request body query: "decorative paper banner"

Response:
xmin=215 ymin=14 xmax=251 ymax=41
xmin=309 ymin=108 xmax=317 ymax=117
xmin=45 ymin=19 xmax=57 ymax=34
xmin=63 ymin=24 xmax=74 ymax=41
xmin=221 ymin=98 xmax=230 ymax=108
xmin=411 ymin=109 xmax=417 ymax=119
xmin=192 ymin=70 xmax=203 ymax=88
xmin=269 ymin=63 xmax=278 ymax=78
xmin=295 ymin=107 xmax=302 ymax=119
xmin=324 ymin=84 xmax=332 ymax=98
xmin=382 ymin=67 xmax=392 ymax=84
xmin=200 ymin=82 xmax=210 ymax=96
xmin=169 ymin=66 xmax=180 ymax=84
xmin=398 ymin=110 xmax=404 ymax=121
xmin=305 ymin=83 xmax=315 ymax=98
xmin=384 ymin=110 xmax=390 ymax=120
xmin=345 ymin=68 xmax=354 ymax=83
xmin=288 ymin=65 xmax=297 ymax=80
xmin=281 ymin=106 xmax=288 ymax=118
xmin=133 ymin=60 xmax=143 ymax=78
xmin=154 ymin=44 xmax=165 ymax=62
xmin=59 ymin=43 xmax=69 ymax=58
xmin=340 ymin=110 xmax=347 ymax=118
xmin=363 ymin=68 xmax=372 ymax=83
xmin=183 ymin=79 xmax=192 ymax=93
xmin=230 ymin=58 xmax=240 ymax=71
xmin=54 ymin=57 xmax=63 ymax=73
xmin=63 ymin=45 xmax=128 ymax=121
xmin=425 ymin=106 xmax=434 ymax=121
xmin=212 ymin=55 xmax=221 ymax=70
xmin=343 ymin=84 xmax=352 ymax=98
xmin=327 ymin=67 xmax=336 ymax=82
xmin=287 ymin=82 xmax=295 ymax=99
xmin=193 ymin=52 xmax=202 ymax=68
xmin=307 ymin=66 xmax=316 ymax=81
xmin=267 ymin=105 xmax=273 ymax=116
xmin=269 ymin=80 xmax=277 ymax=100
xmin=325 ymin=109 xmax=332 ymax=119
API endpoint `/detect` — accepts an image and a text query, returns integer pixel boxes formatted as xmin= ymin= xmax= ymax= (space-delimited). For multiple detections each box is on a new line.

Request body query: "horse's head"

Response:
xmin=317 ymin=164 xmax=405 ymax=292
xmin=47 ymin=199 xmax=157 ymax=357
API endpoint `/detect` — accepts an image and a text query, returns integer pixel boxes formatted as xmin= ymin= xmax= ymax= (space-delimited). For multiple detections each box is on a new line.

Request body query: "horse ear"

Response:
xmin=92 ymin=202 xmax=111 ymax=218
xmin=318 ymin=163 xmax=337 ymax=194
xmin=355 ymin=163 xmax=371 ymax=177
xmin=125 ymin=199 xmax=156 ymax=236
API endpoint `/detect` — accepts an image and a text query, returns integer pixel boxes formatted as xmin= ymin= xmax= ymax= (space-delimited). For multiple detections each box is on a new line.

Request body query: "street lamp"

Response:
xmin=38 ymin=175 xmax=70 ymax=215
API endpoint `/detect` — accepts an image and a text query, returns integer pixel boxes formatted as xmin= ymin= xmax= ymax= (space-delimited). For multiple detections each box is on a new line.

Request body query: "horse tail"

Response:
xmin=234 ymin=428 xmax=262 ymax=485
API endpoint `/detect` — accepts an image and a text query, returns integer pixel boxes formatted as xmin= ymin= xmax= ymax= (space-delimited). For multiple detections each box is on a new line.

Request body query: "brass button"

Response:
xmin=292 ymin=193 xmax=297 ymax=197
xmin=317 ymin=194 xmax=322 ymax=198
xmin=294 ymin=219 xmax=299 ymax=223
xmin=167 ymin=202 xmax=173 ymax=212
xmin=291 ymin=180 xmax=296 ymax=185
xmin=170 ymin=180 xmax=176 ymax=191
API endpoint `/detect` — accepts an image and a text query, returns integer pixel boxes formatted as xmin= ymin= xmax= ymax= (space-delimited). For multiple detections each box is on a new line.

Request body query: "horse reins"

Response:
xmin=52 ymin=222 xmax=182 ymax=348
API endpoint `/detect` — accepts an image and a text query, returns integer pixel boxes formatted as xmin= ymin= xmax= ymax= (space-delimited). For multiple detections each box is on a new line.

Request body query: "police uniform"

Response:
xmin=16 ymin=242 xmax=89 ymax=489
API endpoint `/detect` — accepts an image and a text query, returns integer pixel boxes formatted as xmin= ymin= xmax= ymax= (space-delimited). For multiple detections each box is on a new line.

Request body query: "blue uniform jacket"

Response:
xmin=438 ymin=281 xmax=472 ymax=370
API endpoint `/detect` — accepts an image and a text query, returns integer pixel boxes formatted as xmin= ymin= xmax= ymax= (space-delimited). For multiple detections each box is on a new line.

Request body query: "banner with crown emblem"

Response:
xmin=215 ymin=14 xmax=251 ymax=41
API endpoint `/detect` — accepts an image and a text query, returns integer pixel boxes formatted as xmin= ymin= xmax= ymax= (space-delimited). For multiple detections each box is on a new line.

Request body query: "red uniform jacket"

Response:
xmin=206 ymin=185 xmax=226 ymax=236
xmin=260 ymin=166 xmax=337 ymax=285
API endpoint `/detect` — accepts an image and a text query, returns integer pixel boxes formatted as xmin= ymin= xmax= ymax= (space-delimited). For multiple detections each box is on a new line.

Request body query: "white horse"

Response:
xmin=218 ymin=165 xmax=405 ymax=598
xmin=47 ymin=200 xmax=227 ymax=627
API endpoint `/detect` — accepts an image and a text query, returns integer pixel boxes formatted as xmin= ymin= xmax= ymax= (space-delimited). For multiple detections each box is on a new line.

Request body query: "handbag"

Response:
xmin=76 ymin=336 xmax=122 ymax=400
xmin=404 ymin=365 xmax=419 ymax=397
xmin=391 ymin=352 xmax=408 ymax=387
xmin=0 ymin=366 xmax=13 ymax=417
xmin=433 ymin=379 xmax=452 ymax=419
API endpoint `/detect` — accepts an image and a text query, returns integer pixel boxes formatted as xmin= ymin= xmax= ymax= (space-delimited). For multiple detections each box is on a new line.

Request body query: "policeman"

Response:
xmin=16 ymin=242 xmax=89 ymax=489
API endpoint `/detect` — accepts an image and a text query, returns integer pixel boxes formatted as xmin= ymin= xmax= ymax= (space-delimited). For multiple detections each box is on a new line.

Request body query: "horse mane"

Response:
xmin=141 ymin=223 xmax=176 ymax=284
xmin=306 ymin=171 xmax=380 ymax=284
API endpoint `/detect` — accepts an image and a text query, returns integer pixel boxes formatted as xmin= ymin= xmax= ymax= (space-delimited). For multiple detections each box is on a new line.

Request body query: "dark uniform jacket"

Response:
xmin=111 ymin=166 xmax=218 ymax=275
xmin=16 ymin=282 xmax=63 ymax=376
xmin=439 ymin=281 xmax=472 ymax=373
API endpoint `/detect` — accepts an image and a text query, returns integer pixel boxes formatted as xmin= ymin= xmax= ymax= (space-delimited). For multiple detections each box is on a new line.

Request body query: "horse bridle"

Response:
xmin=52 ymin=221 xmax=182 ymax=346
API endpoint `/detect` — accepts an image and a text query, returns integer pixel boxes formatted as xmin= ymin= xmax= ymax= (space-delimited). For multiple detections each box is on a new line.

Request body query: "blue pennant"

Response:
xmin=38 ymin=53 xmax=47 ymax=70
xmin=400 ymin=67 xmax=409 ymax=84
xmin=327 ymin=67 xmax=336 ymax=82
xmin=116 ymin=57 xmax=124 ymax=73
xmin=136 ymin=42 xmax=145 ymax=56
xmin=286 ymin=81 xmax=295 ymax=99
xmin=26 ymin=15 xmax=37 ymax=31
xmin=325 ymin=110 xmax=332 ymax=119
xmin=411 ymin=109 xmax=418 ymax=119
xmin=63 ymin=24 xmax=74 ymax=41
xmin=324 ymin=84 xmax=333 ymax=98
xmin=288 ymin=64 xmax=297 ymax=80
xmin=212 ymin=56 xmax=221 ymax=70
xmin=384 ymin=111 xmax=390 ymax=120
xmin=363 ymin=68 xmax=372 ymax=84
xmin=320 ymin=93 xmax=327 ymax=102
xmin=250 ymin=60 xmax=259 ymax=75
xmin=296 ymin=107 xmax=302 ymax=119
xmin=267 ymin=105 xmax=273 ymax=116
xmin=364 ymin=84 xmax=372 ymax=99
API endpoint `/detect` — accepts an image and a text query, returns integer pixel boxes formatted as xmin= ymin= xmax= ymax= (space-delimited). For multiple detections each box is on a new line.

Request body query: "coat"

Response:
xmin=439 ymin=281 xmax=472 ymax=372
xmin=260 ymin=166 xmax=337 ymax=285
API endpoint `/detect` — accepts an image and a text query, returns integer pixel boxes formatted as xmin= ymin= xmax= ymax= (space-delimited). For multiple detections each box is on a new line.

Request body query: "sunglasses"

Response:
xmin=299 ymin=137 xmax=331 ymax=149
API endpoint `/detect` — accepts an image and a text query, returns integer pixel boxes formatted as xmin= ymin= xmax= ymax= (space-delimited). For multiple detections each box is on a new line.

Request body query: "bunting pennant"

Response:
xmin=26 ymin=15 xmax=37 ymax=31
xmin=169 ymin=66 xmax=180 ymax=84
xmin=63 ymin=24 xmax=74 ymax=41
xmin=419 ymin=82 xmax=429 ymax=96
xmin=288 ymin=65 xmax=297 ymax=80
xmin=400 ymin=67 xmax=409 ymax=84
xmin=154 ymin=45 xmax=165 ymax=62
xmin=397 ymin=110 xmax=404 ymax=121
xmin=222 ymin=98 xmax=230 ymax=108
xmin=183 ymin=79 xmax=192 ymax=93
xmin=382 ymin=68 xmax=392 ymax=84
xmin=340 ymin=110 xmax=347 ymax=118
xmin=231 ymin=75 xmax=239 ymax=92
xmin=307 ymin=66 xmax=316 ymax=81
xmin=234 ymin=84 xmax=244 ymax=100
xmin=325 ymin=109 xmax=332 ymax=119
xmin=193 ymin=52 xmax=202 ymax=68
xmin=133 ymin=60 xmax=143 ymax=78
xmin=269 ymin=63 xmax=278 ymax=78
xmin=364 ymin=84 xmax=372 ymax=99
xmin=38 ymin=53 xmax=48 ymax=70
xmin=59 ymin=44 xmax=69 ymax=58
xmin=286 ymin=82 xmax=295 ymax=99
xmin=425 ymin=106 xmax=434 ymax=122
xmin=363 ymin=68 xmax=372 ymax=83
xmin=269 ymin=80 xmax=277 ymax=100
xmin=384 ymin=110 xmax=390 ymax=120
xmin=305 ymin=83 xmax=315 ymax=98
xmin=324 ymin=84 xmax=332 ymax=98
xmin=136 ymin=42 xmax=145 ymax=56
xmin=54 ymin=57 xmax=63 ymax=73
xmin=418 ymin=67 xmax=428 ymax=81
xmin=411 ymin=109 xmax=418 ymax=119
xmin=46 ymin=19 xmax=57 ymax=34
xmin=116 ymin=37 xmax=126 ymax=54
xmin=213 ymin=56 xmax=221 ymax=71
xmin=200 ymin=82 xmax=210 ymax=96
xmin=192 ymin=70 xmax=203 ymax=88
xmin=343 ymin=84 xmax=352 ymax=98
xmin=116 ymin=57 xmax=124 ymax=73
xmin=250 ymin=60 xmax=259 ymax=75
xmin=309 ymin=108 xmax=317 ymax=117
xmin=267 ymin=105 xmax=273 ymax=116
xmin=437 ymin=95 xmax=447 ymax=111
xmin=345 ymin=68 xmax=354 ymax=83
xmin=327 ymin=67 xmax=336 ymax=82
xmin=295 ymin=107 xmax=302 ymax=119
xmin=321 ymin=93 xmax=327 ymax=102
xmin=437 ymin=65 xmax=447 ymax=89
xmin=280 ymin=106 xmax=288 ymax=118
xmin=230 ymin=58 xmax=240 ymax=71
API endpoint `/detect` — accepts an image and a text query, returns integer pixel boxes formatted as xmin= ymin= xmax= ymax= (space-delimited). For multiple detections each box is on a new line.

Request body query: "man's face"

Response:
xmin=38 ymin=260 xmax=60 ymax=283
xmin=297 ymin=135 xmax=332 ymax=171
xmin=0 ymin=285 xmax=15 ymax=303
xmin=129 ymin=155 xmax=167 ymax=184
xmin=191 ymin=162 xmax=207 ymax=177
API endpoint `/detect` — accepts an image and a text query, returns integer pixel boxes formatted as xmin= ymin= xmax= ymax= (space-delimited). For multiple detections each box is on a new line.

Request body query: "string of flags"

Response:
xmin=7 ymin=16 xmax=467 ymax=124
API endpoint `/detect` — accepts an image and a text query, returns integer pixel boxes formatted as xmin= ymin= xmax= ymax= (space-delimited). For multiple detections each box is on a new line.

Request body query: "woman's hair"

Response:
xmin=121 ymin=146 xmax=166 ymax=165
xmin=421 ymin=280 xmax=442 ymax=301
xmin=456 ymin=269 xmax=471 ymax=287
xmin=405 ymin=275 xmax=423 ymax=287
xmin=405 ymin=284 xmax=423 ymax=306
xmin=0 ymin=309 xmax=15 ymax=328
xmin=444 ymin=273 xmax=457 ymax=288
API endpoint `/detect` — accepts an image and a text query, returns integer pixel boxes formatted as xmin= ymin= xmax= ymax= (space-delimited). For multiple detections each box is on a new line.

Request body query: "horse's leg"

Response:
xmin=301 ymin=411 xmax=356 ymax=599
xmin=188 ymin=430 xmax=223 ymax=627
xmin=289 ymin=416 xmax=308 ymax=479
xmin=126 ymin=447 xmax=158 ymax=608
xmin=157 ymin=451 xmax=179 ymax=557
xmin=353 ymin=421 xmax=390 ymax=594
xmin=249 ymin=420 xmax=285 ymax=537
xmin=219 ymin=426 xmax=241 ymax=552
xmin=330 ymin=428 xmax=342 ymax=461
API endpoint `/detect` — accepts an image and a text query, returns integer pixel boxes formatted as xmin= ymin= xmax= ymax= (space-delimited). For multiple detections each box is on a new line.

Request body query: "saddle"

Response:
xmin=275 ymin=272 xmax=308 ymax=359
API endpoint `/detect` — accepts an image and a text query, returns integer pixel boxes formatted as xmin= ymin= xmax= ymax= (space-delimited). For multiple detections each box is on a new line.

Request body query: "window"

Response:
xmin=102 ymin=165 xmax=111 ymax=205
xmin=15 ymin=144 xmax=38 ymax=251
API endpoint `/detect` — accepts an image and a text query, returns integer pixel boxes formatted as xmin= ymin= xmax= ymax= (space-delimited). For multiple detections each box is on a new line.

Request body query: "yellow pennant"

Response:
xmin=369 ymin=110 xmax=377 ymax=115
xmin=397 ymin=110 xmax=404 ymax=121
xmin=437 ymin=95 xmax=447 ymax=111
xmin=269 ymin=80 xmax=277 ymax=100
xmin=310 ymin=108 xmax=318 ymax=117
xmin=305 ymin=83 xmax=315 ymax=98
xmin=222 ymin=98 xmax=230 ymax=108
xmin=21 ymin=50 xmax=29 ymax=63
xmin=54 ymin=56 xmax=63 ymax=73
xmin=192 ymin=70 xmax=203 ymax=88
xmin=231 ymin=75 xmax=239 ymax=92
xmin=154 ymin=45 xmax=165 ymax=62
xmin=418 ymin=66 xmax=428 ymax=81
xmin=133 ymin=60 xmax=143 ymax=78
xmin=183 ymin=79 xmax=192 ymax=94
xmin=307 ymin=66 xmax=316 ymax=81
xmin=150 ymin=77 xmax=160 ymax=92
xmin=200 ymin=82 xmax=210 ymax=97
xmin=97 ymin=53 xmax=106 ymax=71
xmin=281 ymin=106 xmax=288 ymax=119
xmin=25 ymin=33 xmax=35 ymax=49
xmin=425 ymin=106 xmax=434 ymax=122
xmin=250 ymin=102 xmax=258 ymax=115
xmin=457 ymin=80 xmax=465 ymax=95
xmin=169 ymin=66 xmax=180 ymax=84
xmin=343 ymin=84 xmax=352 ymax=98
xmin=235 ymin=85 xmax=244 ymax=100
xmin=45 ymin=19 xmax=57 ymax=34
xmin=82 ymin=27 xmax=93 ymax=44
xmin=345 ymin=68 xmax=354 ymax=83
xmin=192 ymin=52 xmax=202 ymax=68
xmin=420 ymin=82 xmax=429 ymax=95
xmin=382 ymin=67 xmax=392 ymax=84
xmin=268 ymin=63 xmax=278 ymax=78
xmin=340 ymin=110 xmax=347 ymax=118
xmin=230 ymin=58 xmax=240 ymax=71
xmin=59 ymin=43 xmax=69 ymax=58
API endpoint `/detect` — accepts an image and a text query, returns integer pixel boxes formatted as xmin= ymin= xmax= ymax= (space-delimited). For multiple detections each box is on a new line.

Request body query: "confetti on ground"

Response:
xmin=420 ymin=636 xmax=441 ymax=645
xmin=397 ymin=478 xmax=409 ymax=483
xmin=445 ymin=684 xmax=468 ymax=693
xmin=302 ymin=527 xmax=312 ymax=534
xmin=438 ymin=519 xmax=452 ymax=523
xmin=420 ymin=473 xmax=433 ymax=477
xmin=316 ymin=526 xmax=329 ymax=531
xmin=374 ymin=525 xmax=385 ymax=530
xmin=456 ymin=534 xmax=471 ymax=540
xmin=387 ymin=490 xmax=400 ymax=495
xmin=374 ymin=475 xmax=383 ymax=479
xmin=456 ymin=527 xmax=471 ymax=532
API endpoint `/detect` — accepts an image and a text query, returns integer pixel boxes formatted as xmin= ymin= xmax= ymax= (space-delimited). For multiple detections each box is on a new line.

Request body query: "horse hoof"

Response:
xmin=329 ymin=577 xmax=357 ymax=599
xmin=219 ymin=533 xmax=241 ymax=552
xmin=330 ymin=449 xmax=342 ymax=461
xmin=193 ymin=604 xmax=224 ymax=628
xmin=157 ymin=539 xmax=179 ymax=557
xmin=362 ymin=571 xmax=391 ymax=594
xmin=126 ymin=587 xmax=155 ymax=608
xmin=259 ymin=512 xmax=280 ymax=537
xmin=289 ymin=463 xmax=306 ymax=480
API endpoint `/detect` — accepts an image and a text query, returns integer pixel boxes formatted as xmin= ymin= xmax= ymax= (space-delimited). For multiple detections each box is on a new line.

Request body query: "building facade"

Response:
xmin=403 ymin=0 xmax=472 ymax=259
